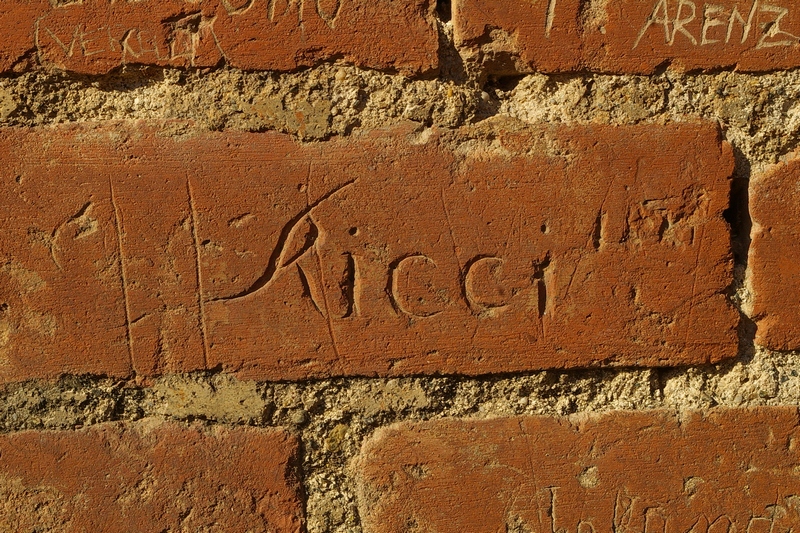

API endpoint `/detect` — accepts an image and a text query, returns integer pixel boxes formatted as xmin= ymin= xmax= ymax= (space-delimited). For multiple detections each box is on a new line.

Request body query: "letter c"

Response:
xmin=389 ymin=254 xmax=446 ymax=318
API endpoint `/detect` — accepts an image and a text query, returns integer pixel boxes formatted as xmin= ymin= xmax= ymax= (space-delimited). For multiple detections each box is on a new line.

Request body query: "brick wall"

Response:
xmin=0 ymin=0 xmax=799 ymax=531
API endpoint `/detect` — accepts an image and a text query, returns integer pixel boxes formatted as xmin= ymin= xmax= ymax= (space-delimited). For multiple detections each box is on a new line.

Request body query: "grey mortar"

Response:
xmin=0 ymin=16 xmax=798 ymax=533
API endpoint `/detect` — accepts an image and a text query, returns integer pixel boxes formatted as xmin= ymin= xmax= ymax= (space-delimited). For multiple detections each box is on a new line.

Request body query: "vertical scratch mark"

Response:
xmin=534 ymin=258 xmax=551 ymax=320
xmin=33 ymin=18 xmax=41 ymax=62
xmin=504 ymin=207 xmax=522 ymax=254
xmin=517 ymin=420 xmax=545 ymax=525
xmin=684 ymin=224 xmax=706 ymax=348
xmin=599 ymin=172 xmax=616 ymax=219
xmin=563 ymin=263 xmax=578 ymax=301
xmin=298 ymin=0 xmax=306 ymax=39
xmin=187 ymin=178 xmax=209 ymax=369
xmin=312 ymin=234 xmax=341 ymax=358
xmin=439 ymin=188 xmax=462 ymax=273
xmin=204 ymin=16 xmax=230 ymax=62
xmin=545 ymin=0 xmax=557 ymax=38
xmin=306 ymin=163 xmax=341 ymax=359
xmin=109 ymin=178 xmax=134 ymax=373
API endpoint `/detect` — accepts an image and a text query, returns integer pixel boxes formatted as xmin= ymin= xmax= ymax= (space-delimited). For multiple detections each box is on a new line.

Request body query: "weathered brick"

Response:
xmin=24 ymin=0 xmax=437 ymax=75
xmin=356 ymin=408 xmax=800 ymax=533
xmin=452 ymin=0 xmax=583 ymax=74
xmin=454 ymin=0 xmax=800 ymax=74
xmin=585 ymin=0 xmax=800 ymax=73
xmin=0 ymin=421 xmax=302 ymax=532
xmin=750 ymin=158 xmax=800 ymax=350
xmin=0 ymin=122 xmax=735 ymax=382
xmin=0 ymin=1 xmax=44 ymax=72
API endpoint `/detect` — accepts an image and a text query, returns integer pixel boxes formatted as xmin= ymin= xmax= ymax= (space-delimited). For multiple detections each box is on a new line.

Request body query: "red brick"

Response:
xmin=585 ymin=0 xmax=800 ymax=73
xmin=27 ymin=0 xmax=437 ymax=75
xmin=453 ymin=0 xmax=583 ymax=74
xmin=356 ymin=407 xmax=800 ymax=533
xmin=0 ymin=122 xmax=735 ymax=382
xmin=0 ymin=421 xmax=302 ymax=532
xmin=454 ymin=0 xmax=800 ymax=74
xmin=750 ymin=157 xmax=800 ymax=350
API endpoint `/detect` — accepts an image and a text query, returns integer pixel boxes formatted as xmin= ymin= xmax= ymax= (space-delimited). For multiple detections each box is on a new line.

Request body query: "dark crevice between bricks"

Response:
xmin=436 ymin=0 xmax=452 ymax=23
xmin=724 ymin=145 xmax=752 ymax=268
xmin=723 ymin=142 xmax=757 ymax=365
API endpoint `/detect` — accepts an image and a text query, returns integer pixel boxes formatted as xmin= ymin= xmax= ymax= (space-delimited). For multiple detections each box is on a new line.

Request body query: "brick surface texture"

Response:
xmin=0 ymin=0 xmax=795 ymax=529
xmin=357 ymin=407 xmax=800 ymax=532
xmin=0 ymin=122 xmax=735 ymax=382
xmin=0 ymin=421 xmax=302 ymax=532
xmin=584 ymin=0 xmax=800 ymax=73
xmin=456 ymin=0 xmax=800 ymax=73
xmin=3 ymin=0 xmax=438 ymax=74
xmin=2 ymin=0 xmax=798 ymax=74
xmin=750 ymin=158 xmax=800 ymax=350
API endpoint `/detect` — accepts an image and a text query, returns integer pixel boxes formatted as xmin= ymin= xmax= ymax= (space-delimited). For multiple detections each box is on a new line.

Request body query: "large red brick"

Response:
xmin=0 ymin=122 xmax=735 ymax=382
xmin=750 ymin=157 xmax=800 ymax=350
xmin=25 ymin=0 xmax=437 ymax=75
xmin=357 ymin=407 xmax=800 ymax=533
xmin=0 ymin=421 xmax=302 ymax=532
xmin=454 ymin=0 xmax=800 ymax=74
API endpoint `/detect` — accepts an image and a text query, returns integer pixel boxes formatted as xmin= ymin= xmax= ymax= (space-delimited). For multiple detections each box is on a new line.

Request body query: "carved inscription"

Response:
xmin=0 ymin=123 xmax=734 ymax=382
xmin=34 ymin=4 xmax=224 ymax=71
xmin=222 ymin=0 xmax=345 ymax=27
xmin=509 ymin=486 xmax=797 ymax=533
xmin=583 ymin=0 xmax=800 ymax=72
xmin=357 ymin=408 xmax=800 ymax=533
xmin=216 ymin=184 xmax=550 ymax=323
xmin=634 ymin=0 xmax=799 ymax=49
xmin=455 ymin=0 xmax=800 ymax=74
xmin=453 ymin=0 xmax=583 ymax=73
xmin=464 ymin=256 xmax=511 ymax=313
xmin=27 ymin=0 xmax=438 ymax=74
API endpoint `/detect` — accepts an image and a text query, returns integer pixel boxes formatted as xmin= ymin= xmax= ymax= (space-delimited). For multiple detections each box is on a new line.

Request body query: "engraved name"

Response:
xmin=634 ymin=0 xmax=799 ymax=49
xmin=203 ymin=182 xmax=556 ymax=321
xmin=211 ymin=182 xmax=697 ymax=322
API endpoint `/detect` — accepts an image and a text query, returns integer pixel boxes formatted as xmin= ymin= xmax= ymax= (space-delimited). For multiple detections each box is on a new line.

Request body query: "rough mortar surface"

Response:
xmin=0 ymin=16 xmax=798 ymax=533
